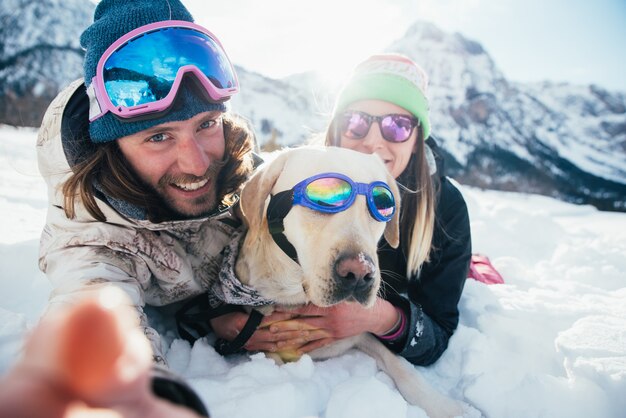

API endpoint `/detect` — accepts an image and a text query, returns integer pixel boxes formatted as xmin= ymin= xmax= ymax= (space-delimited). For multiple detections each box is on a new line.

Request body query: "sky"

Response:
xmin=176 ymin=0 xmax=626 ymax=92
xmin=1 ymin=125 xmax=625 ymax=417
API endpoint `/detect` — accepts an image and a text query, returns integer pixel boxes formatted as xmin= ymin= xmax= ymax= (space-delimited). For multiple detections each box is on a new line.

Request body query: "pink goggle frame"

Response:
xmin=87 ymin=20 xmax=239 ymax=122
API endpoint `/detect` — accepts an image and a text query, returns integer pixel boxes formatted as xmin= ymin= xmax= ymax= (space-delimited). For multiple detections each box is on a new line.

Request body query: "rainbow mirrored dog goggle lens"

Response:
xmin=88 ymin=21 xmax=238 ymax=121
xmin=292 ymin=173 xmax=396 ymax=222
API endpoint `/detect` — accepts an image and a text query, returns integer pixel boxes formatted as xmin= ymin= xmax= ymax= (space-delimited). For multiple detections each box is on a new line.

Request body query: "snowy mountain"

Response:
xmin=386 ymin=22 xmax=626 ymax=211
xmin=1 ymin=3 xmax=624 ymax=211
xmin=229 ymin=66 xmax=332 ymax=151
xmin=0 ymin=0 xmax=93 ymax=126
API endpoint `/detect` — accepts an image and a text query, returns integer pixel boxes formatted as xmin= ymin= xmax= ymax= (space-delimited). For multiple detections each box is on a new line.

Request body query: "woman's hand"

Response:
xmin=0 ymin=287 xmax=203 ymax=418
xmin=268 ymin=297 xmax=400 ymax=355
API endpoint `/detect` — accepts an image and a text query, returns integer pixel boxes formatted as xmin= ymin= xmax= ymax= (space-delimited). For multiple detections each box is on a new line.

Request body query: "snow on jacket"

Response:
xmin=36 ymin=79 xmax=241 ymax=365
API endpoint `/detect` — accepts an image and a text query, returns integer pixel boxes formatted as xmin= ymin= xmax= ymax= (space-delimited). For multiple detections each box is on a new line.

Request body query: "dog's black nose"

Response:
xmin=332 ymin=253 xmax=377 ymax=303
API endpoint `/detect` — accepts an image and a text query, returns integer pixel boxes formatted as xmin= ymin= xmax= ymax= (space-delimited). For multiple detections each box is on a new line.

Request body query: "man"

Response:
xmin=32 ymin=0 xmax=256 ymax=415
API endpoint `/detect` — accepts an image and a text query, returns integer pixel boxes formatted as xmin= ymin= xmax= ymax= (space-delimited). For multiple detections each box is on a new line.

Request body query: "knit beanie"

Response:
xmin=333 ymin=54 xmax=431 ymax=139
xmin=81 ymin=0 xmax=227 ymax=143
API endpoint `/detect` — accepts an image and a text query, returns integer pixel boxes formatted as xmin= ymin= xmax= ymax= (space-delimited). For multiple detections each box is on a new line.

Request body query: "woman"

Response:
xmin=212 ymin=54 xmax=471 ymax=366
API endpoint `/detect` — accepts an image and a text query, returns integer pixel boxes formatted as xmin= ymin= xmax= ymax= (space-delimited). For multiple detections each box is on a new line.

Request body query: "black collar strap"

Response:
xmin=214 ymin=309 xmax=264 ymax=355
xmin=266 ymin=190 xmax=300 ymax=265
xmin=175 ymin=293 xmax=266 ymax=356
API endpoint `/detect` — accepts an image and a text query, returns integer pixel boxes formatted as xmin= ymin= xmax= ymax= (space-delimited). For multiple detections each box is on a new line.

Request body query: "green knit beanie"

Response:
xmin=334 ymin=53 xmax=431 ymax=139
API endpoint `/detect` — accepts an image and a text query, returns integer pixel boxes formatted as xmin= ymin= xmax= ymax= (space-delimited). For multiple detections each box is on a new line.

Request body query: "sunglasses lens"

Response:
xmin=305 ymin=177 xmax=352 ymax=208
xmin=103 ymin=27 xmax=237 ymax=109
xmin=381 ymin=115 xmax=415 ymax=142
xmin=371 ymin=185 xmax=395 ymax=218
xmin=341 ymin=112 xmax=370 ymax=139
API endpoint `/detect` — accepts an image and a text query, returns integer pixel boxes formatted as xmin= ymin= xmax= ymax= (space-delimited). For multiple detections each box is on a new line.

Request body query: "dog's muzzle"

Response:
xmin=330 ymin=252 xmax=378 ymax=305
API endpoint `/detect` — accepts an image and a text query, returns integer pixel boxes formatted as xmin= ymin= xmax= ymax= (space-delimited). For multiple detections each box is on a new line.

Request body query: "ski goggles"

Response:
xmin=337 ymin=110 xmax=420 ymax=143
xmin=87 ymin=20 xmax=239 ymax=122
xmin=270 ymin=172 xmax=396 ymax=223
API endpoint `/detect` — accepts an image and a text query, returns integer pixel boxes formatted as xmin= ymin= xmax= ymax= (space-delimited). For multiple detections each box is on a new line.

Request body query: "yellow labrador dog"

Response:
xmin=235 ymin=146 xmax=466 ymax=418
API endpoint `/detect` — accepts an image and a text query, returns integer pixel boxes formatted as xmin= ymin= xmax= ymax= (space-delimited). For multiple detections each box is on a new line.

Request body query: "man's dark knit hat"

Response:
xmin=81 ymin=0 xmax=226 ymax=143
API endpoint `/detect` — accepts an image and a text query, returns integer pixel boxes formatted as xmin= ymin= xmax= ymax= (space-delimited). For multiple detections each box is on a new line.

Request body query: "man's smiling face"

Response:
xmin=117 ymin=111 xmax=226 ymax=218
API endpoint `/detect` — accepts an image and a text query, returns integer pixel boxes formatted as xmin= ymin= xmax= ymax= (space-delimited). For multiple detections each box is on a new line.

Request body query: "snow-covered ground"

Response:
xmin=0 ymin=125 xmax=624 ymax=418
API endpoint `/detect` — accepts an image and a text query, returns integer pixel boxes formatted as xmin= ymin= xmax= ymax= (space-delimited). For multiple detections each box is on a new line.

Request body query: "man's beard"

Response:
xmin=154 ymin=158 xmax=227 ymax=219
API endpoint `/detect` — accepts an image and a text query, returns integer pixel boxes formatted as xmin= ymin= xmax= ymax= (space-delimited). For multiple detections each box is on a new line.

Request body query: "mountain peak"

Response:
xmin=402 ymin=20 xmax=485 ymax=56
xmin=404 ymin=20 xmax=446 ymax=42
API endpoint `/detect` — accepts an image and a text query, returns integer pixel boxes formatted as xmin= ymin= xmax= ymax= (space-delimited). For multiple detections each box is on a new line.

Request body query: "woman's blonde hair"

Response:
xmin=325 ymin=122 xmax=436 ymax=277
xmin=62 ymin=114 xmax=256 ymax=223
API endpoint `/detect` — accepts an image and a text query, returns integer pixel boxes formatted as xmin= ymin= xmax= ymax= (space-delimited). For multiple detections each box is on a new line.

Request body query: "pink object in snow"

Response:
xmin=468 ymin=254 xmax=504 ymax=285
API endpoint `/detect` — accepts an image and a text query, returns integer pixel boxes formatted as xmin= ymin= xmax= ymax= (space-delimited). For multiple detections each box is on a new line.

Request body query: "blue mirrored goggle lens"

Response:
xmin=371 ymin=185 xmax=395 ymax=218
xmin=102 ymin=27 xmax=236 ymax=108
xmin=305 ymin=178 xmax=352 ymax=208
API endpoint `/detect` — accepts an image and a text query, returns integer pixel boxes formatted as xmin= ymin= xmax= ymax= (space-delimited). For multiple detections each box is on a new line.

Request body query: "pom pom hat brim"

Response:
xmin=333 ymin=54 xmax=431 ymax=139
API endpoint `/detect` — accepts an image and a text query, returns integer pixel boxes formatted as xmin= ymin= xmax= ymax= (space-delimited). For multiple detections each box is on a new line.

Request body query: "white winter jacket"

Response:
xmin=37 ymin=80 xmax=241 ymax=365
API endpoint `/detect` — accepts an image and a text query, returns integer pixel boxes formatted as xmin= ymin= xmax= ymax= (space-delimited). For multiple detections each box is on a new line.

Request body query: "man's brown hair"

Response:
xmin=62 ymin=114 xmax=256 ymax=223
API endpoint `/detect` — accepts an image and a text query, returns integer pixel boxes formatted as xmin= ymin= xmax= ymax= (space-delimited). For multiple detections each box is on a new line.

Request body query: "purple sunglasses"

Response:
xmin=338 ymin=110 xmax=420 ymax=143
xmin=88 ymin=20 xmax=239 ymax=122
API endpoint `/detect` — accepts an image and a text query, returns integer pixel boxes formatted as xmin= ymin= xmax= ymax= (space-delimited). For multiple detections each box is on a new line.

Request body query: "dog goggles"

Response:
xmin=266 ymin=173 xmax=395 ymax=265
xmin=338 ymin=110 xmax=420 ymax=143
xmin=87 ymin=20 xmax=239 ymax=122
xmin=271 ymin=172 xmax=395 ymax=223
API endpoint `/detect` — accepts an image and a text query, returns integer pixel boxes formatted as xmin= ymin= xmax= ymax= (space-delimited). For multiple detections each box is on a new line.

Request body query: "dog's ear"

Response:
xmin=384 ymin=172 xmax=401 ymax=248
xmin=239 ymin=150 xmax=290 ymax=226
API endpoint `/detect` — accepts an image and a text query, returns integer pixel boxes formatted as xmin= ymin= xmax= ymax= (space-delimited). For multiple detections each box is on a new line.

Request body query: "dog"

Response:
xmin=235 ymin=146 xmax=467 ymax=418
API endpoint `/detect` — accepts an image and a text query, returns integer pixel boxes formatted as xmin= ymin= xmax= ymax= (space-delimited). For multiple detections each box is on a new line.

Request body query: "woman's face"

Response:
xmin=337 ymin=99 xmax=418 ymax=179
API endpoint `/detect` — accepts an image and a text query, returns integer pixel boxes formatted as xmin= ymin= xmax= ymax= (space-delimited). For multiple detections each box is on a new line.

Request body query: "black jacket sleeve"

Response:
xmin=377 ymin=177 xmax=471 ymax=365
xmin=151 ymin=365 xmax=210 ymax=417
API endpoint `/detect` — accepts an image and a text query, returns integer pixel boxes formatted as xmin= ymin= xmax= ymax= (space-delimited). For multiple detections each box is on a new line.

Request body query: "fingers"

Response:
xmin=59 ymin=295 xmax=127 ymax=395
xmin=275 ymin=329 xmax=331 ymax=351
xmin=297 ymin=337 xmax=336 ymax=354
xmin=30 ymin=288 xmax=153 ymax=406
xmin=61 ymin=288 xmax=153 ymax=403
xmin=244 ymin=325 xmax=332 ymax=352
xmin=0 ymin=370 xmax=73 ymax=418
xmin=258 ymin=311 xmax=299 ymax=327
xmin=265 ymin=318 xmax=323 ymax=333
xmin=244 ymin=328 xmax=307 ymax=352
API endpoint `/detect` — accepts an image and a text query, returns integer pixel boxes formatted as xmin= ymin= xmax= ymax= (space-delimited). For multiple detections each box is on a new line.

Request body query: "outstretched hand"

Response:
xmin=0 ymin=287 xmax=203 ymax=418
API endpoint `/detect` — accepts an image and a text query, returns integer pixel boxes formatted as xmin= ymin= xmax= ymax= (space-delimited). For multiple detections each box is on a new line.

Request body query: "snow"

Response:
xmin=0 ymin=125 xmax=624 ymax=418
